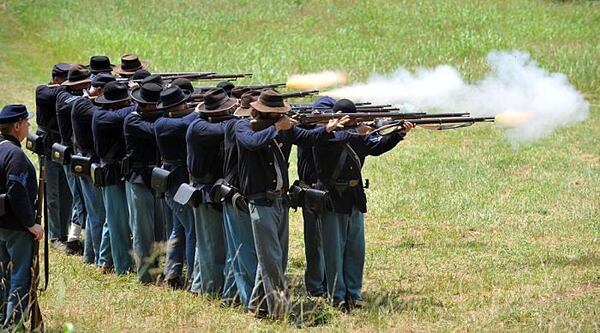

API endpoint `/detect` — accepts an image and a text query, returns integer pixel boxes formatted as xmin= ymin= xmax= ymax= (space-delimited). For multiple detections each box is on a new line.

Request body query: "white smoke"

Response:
xmin=326 ymin=51 xmax=590 ymax=144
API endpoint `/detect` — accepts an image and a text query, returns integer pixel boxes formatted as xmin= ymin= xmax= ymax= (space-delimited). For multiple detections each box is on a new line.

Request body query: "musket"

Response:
xmin=291 ymin=104 xmax=393 ymax=111
xmin=192 ymin=82 xmax=287 ymax=95
xmin=250 ymin=111 xmax=473 ymax=131
xmin=371 ymin=116 xmax=496 ymax=134
xmin=29 ymin=157 xmax=48 ymax=331
xmin=280 ymin=90 xmax=320 ymax=99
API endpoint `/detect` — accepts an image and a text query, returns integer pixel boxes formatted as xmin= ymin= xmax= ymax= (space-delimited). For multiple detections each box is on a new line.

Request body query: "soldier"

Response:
xmin=0 ymin=104 xmax=43 ymax=329
xmin=297 ymin=96 xmax=338 ymax=297
xmin=92 ymin=81 xmax=137 ymax=275
xmin=116 ymin=54 xmax=149 ymax=78
xmin=125 ymin=83 xmax=176 ymax=284
xmin=312 ymin=99 xmax=413 ymax=310
xmin=70 ymin=73 xmax=116 ymax=270
xmin=34 ymin=63 xmax=74 ymax=252
xmin=217 ymin=81 xmax=235 ymax=96
xmin=154 ymin=87 xmax=197 ymax=287
xmin=235 ymin=89 xmax=346 ymax=319
xmin=185 ymin=88 xmax=238 ymax=298
xmin=222 ymin=91 xmax=260 ymax=310
xmin=55 ymin=65 xmax=91 ymax=261
xmin=87 ymin=55 xmax=115 ymax=77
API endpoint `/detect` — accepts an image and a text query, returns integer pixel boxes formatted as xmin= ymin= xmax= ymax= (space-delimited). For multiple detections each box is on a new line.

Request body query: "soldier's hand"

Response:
xmin=325 ymin=115 xmax=351 ymax=133
xmin=275 ymin=116 xmax=298 ymax=132
xmin=28 ymin=224 xmax=44 ymax=240
xmin=402 ymin=121 xmax=415 ymax=132
xmin=356 ymin=124 xmax=373 ymax=135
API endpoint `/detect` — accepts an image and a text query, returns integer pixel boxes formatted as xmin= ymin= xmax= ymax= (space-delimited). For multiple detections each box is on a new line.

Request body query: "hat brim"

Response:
xmin=196 ymin=97 xmax=238 ymax=114
xmin=61 ymin=78 xmax=92 ymax=86
xmin=157 ymin=91 xmax=191 ymax=109
xmin=250 ymin=100 xmax=291 ymax=114
xmin=95 ymin=93 xmax=131 ymax=105
xmin=233 ymin=106 xmax=252 ymax=117
xmin=131 ymin=88 xmax=160 ymax=105
xmin=116 ymin=62 xmax=149 ymax=75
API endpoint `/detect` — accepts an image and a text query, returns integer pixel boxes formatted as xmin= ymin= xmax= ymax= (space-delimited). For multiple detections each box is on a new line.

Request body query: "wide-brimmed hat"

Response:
xmin=131 ymin=69 xmax=151 ymax=81
xmin=116 ymin=53 xmax=149 ymax=75
xmin=231 ymin=86 xmax=251 ymax=99
xmin=0 ymin=104 xmax=33 ymax=124
xmin=170 ymin=78 xmax=194 ymax=94
xmin=89 ymin=55 xmax=115 ymax=74
xmin=195 ymin=88 xmax=237 ymax=114
xmin=332 ymin=98 xmax=357 ymax=113
xmin=141 ymin=74 xmax=163 ymax=86
xmin=234 ymin=90 xmax=261 ymax=117
xmin=158 ymin=86 xmax=190 ymax=109
xmin=217 ymin=81 xmax=235 ymax=96
xmin=61 ymin=65 xmax=91 ymax=86
xmin=91 ymin=73 xmax=116 ymax=87
xmin=95 ymin=81 xmax=131 ymax=104
xmin=250 ymin=89 xmax=291 ymax=114
xmin=132 ymin=83 xmax=162 ymax=105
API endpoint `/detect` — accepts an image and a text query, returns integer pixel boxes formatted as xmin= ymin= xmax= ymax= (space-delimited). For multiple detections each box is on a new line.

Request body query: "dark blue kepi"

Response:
xmin=0 ymin=104 xmax=33 ymax=124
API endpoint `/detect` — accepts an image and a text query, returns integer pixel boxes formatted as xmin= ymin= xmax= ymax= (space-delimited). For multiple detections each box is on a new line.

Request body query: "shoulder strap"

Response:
xmin=330 ymin=147 xmax=348 ymax=182
xmin=344 ymin=143 xmax=362 ymax=168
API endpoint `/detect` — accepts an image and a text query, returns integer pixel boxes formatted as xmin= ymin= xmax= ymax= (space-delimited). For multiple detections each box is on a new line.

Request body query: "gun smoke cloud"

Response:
xmin=325 ymin=51 xmax=590 ymax=144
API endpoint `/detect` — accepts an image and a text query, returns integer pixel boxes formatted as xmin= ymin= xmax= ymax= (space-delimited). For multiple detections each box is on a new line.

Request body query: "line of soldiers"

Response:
xmin=31 ymin=54 xmax=414 ymax=320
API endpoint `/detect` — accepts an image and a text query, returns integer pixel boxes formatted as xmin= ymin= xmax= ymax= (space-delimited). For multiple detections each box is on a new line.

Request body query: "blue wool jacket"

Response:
xmin=235 ymin=119 xmax=330 ymax=205
xmin=0 ymin=134 xmax=38 ymax=231
xmin=313 ymin=129 xmax=405 ymax=214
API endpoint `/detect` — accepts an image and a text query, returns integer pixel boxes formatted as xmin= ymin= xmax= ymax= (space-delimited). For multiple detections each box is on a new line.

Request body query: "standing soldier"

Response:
xmin=154 ymin=87 xmax=197 ymax=286
xmin=235 ymin=90 xmax=345 ymax=319
xmin=87 ymin=55 xmax=115 ymax=77
xmin=222 ymin=91 xmax=260 ymax=310
xmin=92 ymin=81 xmax=137 ymax=275
xmin=34 ymin=63 xmax=74 ymax=252
xmin=55 ymin=65 xmax=91 ymax=261
xmin=116 ymin=54 xmax=149 ymax=79
xmin=186 ymin=88 xmax=237 ymax=298
xmin=312 ymin=99 xmax=413 ymax=310
xmin=0 ymin=104 xmax=43 ymax=329
xmin=296 ymin=96 xmax=337 ymax=298
xmin=70 ymin=73 xmax=116 ymax=271
xmin=124 ymin=83 xmax=175 ymax=283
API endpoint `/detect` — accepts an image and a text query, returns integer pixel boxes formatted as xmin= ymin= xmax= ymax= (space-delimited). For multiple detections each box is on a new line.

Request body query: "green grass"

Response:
xmin=0 ymin=0 xmax=599 ymax=331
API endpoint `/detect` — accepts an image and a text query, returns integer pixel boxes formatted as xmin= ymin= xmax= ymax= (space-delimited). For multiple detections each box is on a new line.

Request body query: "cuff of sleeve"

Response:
xmin=22 ymin=218 xmax=35 ymax=229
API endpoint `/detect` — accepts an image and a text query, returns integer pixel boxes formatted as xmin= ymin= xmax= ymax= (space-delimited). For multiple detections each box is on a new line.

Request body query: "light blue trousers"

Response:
xmin=223 ymin=202 xmax=257 ymax=309
xmin=101 ymin=184 xmax=133 ymax=274
xmin=79 ymin=177 xmax=112 ymax=268
xmin=41 ymin=156 xmax=72 ymax=240
xmin=0 ymin=229 xmax=33 ymax=329
xmin=247 ymin=198 xmax=289 ymax=319
xmin=191 ymin=204 xmax=226 ymax=296
xmin=62 ymin=165 xmax=92 ymax=263
xmin=125 ymin=182 xmax=160 ymax=283
xmin=164 ymin=194 xmax=196 ymax=281
xmin=320 ymin=209 xmax=365 ymax=304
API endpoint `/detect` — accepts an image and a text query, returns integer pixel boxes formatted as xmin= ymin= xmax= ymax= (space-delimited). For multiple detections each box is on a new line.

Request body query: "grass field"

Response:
xmin=0 ymin=0 xmax=599 ymax=331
